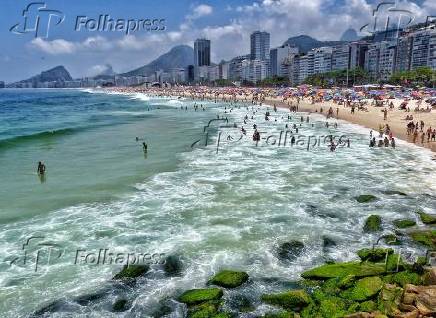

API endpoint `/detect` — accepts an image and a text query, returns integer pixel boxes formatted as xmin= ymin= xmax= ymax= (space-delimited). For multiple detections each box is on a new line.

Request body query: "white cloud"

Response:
xmin=30 ymin=38 xmax=77 ymax=54
xmin=190 ymin=4 xmax=213 ymax=19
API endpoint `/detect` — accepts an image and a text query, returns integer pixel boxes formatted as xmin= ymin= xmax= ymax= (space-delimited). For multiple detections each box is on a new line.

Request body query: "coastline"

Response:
xmin=103 ymin=87 xmax=436 ymax=154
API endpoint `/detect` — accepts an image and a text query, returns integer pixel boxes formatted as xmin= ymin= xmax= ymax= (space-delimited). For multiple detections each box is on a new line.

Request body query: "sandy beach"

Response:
xmin=107 ymin=86 xmax=436 ymax=153
xmin=265 ymin=96 xmax=436 ymax=153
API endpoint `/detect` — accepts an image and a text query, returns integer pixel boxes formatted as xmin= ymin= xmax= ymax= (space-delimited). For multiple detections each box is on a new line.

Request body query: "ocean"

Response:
xmin=0 ymin=89 xmax=435 ymax=317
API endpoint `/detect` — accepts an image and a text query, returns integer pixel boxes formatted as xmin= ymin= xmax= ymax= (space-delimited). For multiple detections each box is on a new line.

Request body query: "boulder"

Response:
xmin=340 ymin=277 xmax=383 ymax=301
xmin=417 ymin=211 xmax=436 ymax=225
xmin=277 ymin=241 xmax=305 ymax=261
xmin=383 ymin=271 xmax=421 ymax=288
xmin=355 ymin=195 xmax=378 ymax=203
xmin=377 ymin=284 xmax=403 ymax=316
xmin=209 ymin=270 xmax=249 ymax=288
xmin=393 ymin=219 xmax=416 ymax=229
xmin=112 ymin=298 xmax=127 ymax=312
xmin=261 ymin=290 xmax=311 ymax=311
xmin=363 ymin=215 xmax=382 ymax=232
xmin=409 ymin=230 xmax=436 ymax=249
xmin=301 ymin=262 xmax=386 ymax=280
xmin=113 ymin=264 xmax=149 ymax=281
xmin=383 ymin=190 xmax=407 ymax=196
xmin=178 ymin=288 xmax=223 ymax=306
xmin=163 ymin=255 xmax=183 ymax=276
xmin=403 ymin=284 xmax=436 ymax=316
xmin=322 ymin=236 xmax=337 ymax=249
xmin=357 ymin=248 xmax=393 ymax=262
xmin=422 ymin=268 xmax=436 ymax=285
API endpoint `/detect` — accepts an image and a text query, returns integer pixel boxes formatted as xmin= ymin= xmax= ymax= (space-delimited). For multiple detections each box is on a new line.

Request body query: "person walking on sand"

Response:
xmin=421 ymin=132 xmax=425 ymax=144
xmin=383 ymin=108 xmax=388 ymax=121
xmin=336 ymin=107 xmax=339 ymax=119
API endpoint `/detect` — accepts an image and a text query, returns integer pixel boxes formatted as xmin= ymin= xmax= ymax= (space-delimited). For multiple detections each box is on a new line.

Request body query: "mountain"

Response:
xmin=340 ymin=28 xmax=359 ymax=41
xmin=15 ymin=65 xmax=72 ymax=84
xmin=282 ymin=35 xmax=344 ymax=54
xmin=92 ymin=64 xmax=116 ymax=80
xmin=122 ymin=45 xmax=194 ymax=77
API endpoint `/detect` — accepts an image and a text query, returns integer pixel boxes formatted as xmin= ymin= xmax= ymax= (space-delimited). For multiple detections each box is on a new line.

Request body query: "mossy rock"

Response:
xmin=359 ymin=300 xmax=377 ymax=312
xmin=277 ymin=241 xmax=305 ymax=261
xmin=417 ymin=211 xmax=436 ymax=224
xmin=383 ymin=234 xmax=401 ymax=245
xmin=393 ymin=219 xmax=416 ymax=228
xmin=337 ymin=275 xmax=356 ymax=289
xmin=357 ymin=248 xmax=393 ymax=262
xmin=263 ymin=311 xmax=296 ymax=318
xmin=261 ymin=290 xmax=311 ymax=311
xmin=318 ymin=297 xmax=347 ymax=318
xmin=377 ymin=284 xmax=403 ymax=316
xmin=179 ymin=288 xmax=223 ymax=306
xmin=188 ymin=301 xmax=220 ymax=318
xmin=212 ymin=314 xmax=232 ymax=318
xmin=300 ymin=302 xmax=322 ymax=318
xmin=363 ymin=215 xmax=382 ymax=232
xmin=355 ymin=195 xmax=378 ymax=203
xmin=113 ymin=265 xmax=149 ymax=281
xmin=340 ymin=276 xmax=383 ymax=301
xmin=209 ymin=270 xmax=249 ymax=288
xmin=382 ymin=271 xmax=421 ymax=287
xmin=112 ymin=298 xmax=128 ymax=312
xmin=409 ymin=230 xmax=436 ymax=249
xmin=385 ymin=253 xmax=405 ymax=272
xmin=301 ymin=262 xmax=385 ymax=280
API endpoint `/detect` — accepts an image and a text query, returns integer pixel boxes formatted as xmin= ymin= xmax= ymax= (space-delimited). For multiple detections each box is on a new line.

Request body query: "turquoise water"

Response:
xmin=0 ymin=89 xmax=435 ymax=317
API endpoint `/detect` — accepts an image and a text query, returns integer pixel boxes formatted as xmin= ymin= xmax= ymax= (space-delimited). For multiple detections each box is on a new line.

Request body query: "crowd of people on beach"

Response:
xmin=105 ymin=84 xmax=435 ymax=153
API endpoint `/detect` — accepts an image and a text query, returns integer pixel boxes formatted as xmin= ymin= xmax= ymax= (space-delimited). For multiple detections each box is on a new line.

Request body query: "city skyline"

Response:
xmin=1 ymin=0 xmax=435 ymax=82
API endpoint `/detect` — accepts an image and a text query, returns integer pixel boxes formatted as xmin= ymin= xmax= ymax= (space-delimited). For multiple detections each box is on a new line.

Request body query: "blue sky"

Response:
xmin=0 ymin=0 xmax=434 ymax=82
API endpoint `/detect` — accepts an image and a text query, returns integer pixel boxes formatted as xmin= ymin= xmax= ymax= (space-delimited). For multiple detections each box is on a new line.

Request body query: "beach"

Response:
xmin=107 ymin=85 xmax=436 ymax=153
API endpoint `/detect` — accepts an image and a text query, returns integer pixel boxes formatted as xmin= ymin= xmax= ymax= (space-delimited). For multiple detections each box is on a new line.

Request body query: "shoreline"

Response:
xmin=102 ymin=87 xmax=436 ymax=154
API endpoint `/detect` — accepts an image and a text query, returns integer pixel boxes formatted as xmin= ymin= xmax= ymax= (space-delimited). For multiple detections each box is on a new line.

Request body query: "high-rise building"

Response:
xmin=331 ymin=44 xmax=350 ymax=71
xmin=241 ymin=59 xmax=268 ymax=83
xmin=365 ymin=41 xmax=397 ymax=80
xmin=250 ymin=31 xmax=270 ymax=61
xmin=270 ymin=44 xmax=299 ymax=77
xmin=194 ymin=39 xmax=211 ymax=67
xmin=410 ymin=28 xmax=434 ymax=69
xmin=395 ymin=35 xmax=413 ymax=72
xmin=219 ymin=61 xmax=230 ymax=80
xmin=349 ymin=42 xmax=368 ymax=70
xmin=313 ymin=47 xmax=333 ymax=74
xmin=228 ymin=55 xmax=249 ymax=80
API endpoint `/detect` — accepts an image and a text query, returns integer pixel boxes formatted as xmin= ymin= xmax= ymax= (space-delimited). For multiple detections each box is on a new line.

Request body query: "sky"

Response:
xmin=0 ymin=0 xmax=434 ymax=82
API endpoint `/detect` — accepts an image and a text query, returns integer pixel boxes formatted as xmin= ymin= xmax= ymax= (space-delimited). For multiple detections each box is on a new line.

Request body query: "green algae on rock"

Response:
xmin=363 ymin=215 xmax=382 ymax=232
xmin=357 ymin=248 xmax=393 ymax=262
xmin=179 ymin=288 xmax=223 ymax=306
xmin=301 ymin=262 xmax=385 ymax=280
xmin=417 ymin=211 xmax=436 ymax=224
xmin=409 ymin=230 xmax=436 ymax=249
xmin=393 ymin=219 xmax=416 ymax=228
xmin=340 ymin=276 xmax=383 ymax=301
xmin=261 ymin=290 xmax=311 ymax=310
xmin=209 ymin=270 xmax=249 ymax=288
xmin=112 ymin=265 xmax=149 ymax=281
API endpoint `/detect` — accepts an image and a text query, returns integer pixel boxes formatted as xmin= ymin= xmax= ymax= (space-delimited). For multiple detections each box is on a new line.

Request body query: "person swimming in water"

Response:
xmin=142 ymin=142 xmax=148 ymax=152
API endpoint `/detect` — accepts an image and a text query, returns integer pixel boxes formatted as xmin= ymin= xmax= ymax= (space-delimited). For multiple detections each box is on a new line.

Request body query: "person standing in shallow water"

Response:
xmin=37 ymin=161 xmax=46 ymax=175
